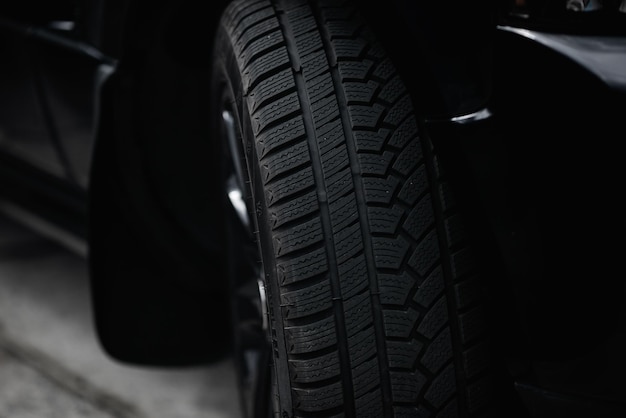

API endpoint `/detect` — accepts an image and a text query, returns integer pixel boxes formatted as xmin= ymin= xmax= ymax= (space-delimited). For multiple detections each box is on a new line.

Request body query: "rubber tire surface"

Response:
xmin=212 ymin=0 xmax=492 ymax=416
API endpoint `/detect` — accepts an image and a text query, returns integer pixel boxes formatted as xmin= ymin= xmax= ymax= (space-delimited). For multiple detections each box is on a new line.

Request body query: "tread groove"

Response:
xmin=274 ymin=1 xmax=356 ymax=416
xmin=313 ymin=2 xmax=392 ymax=416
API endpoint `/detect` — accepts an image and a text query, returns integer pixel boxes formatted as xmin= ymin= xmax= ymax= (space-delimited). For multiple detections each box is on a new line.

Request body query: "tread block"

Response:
xmin=277 ymin=247 xmax=327 ymax=285
xmin=353 ymin=128 xmax=390 ymax=152
xmin=378 ymin=273 xmax=415 ymax=306
xmin=362 ymin=176 xmax=400 ymax=204
xmin=306 ymin=72 xmax=334 ymax=105
xmin=353 ymin=356 xmax=380 ymax=398
xmin=358 ymin=151 xmax=394 ymax=176
xmin=438 ymin=182 xmax=457 ymax=213
xmin=326 ymin=166 xmax=353 ymax=203
xmin=290 ymin=12 xmax=317 ymax=37
xmin=251 ymin=92 xmax=300 ymax=135
xmin=344 ymin=80 xmax=379 ymax=104
xmin=281 ymin=279 xmax=332 ymax=319
xmin=343 ymin=289 xmax=373 ymax=338
xmin=444 ymin=214 xmax=465 ymax=249
xmin=334 ymin=220 xmax=364 ymax=265
xmin=302 ymin=49 xmax=331 ymax=79
xmin=462 ymin=341 xmax=489 ymax=380
xmin=421 ymin=328 xmax=453 ymax=374
xmin=234 ymin=17 xmax=280 ymax=54
xmin=371 ymin=56 xmax=395 ymax=81
xmin=338 ymin=254 xmax=369 ymax=298
xmin=329 ymin=193 xmax=359 ymax=232
xmin=295 ymin=30 xmax=324 ymax=58
xmin=241 ymin=46 xmax=290 ymax=93
xmin=265 ymin=166 xmax=315 ymax=206
xmin=454 ymin=275 xmax=482 ymax=310
xmin=413 ymin=266 xmax=445 ymax=308
xmin=388 ymin=116 xmax=418 ymax=149
xmin=348 ymin=326 xmax=377 ymax=366
xmin=285 ymin=315 xmax=337 ymax=354
xmin=325 ymin=17 xmax=363 ymax=38
xmin=403 ymin=194 xmax=434 ymax=242
xmin=338 ymin=59 xmax=375 ymax=81
xmin=273 ymin=217 xmax=323 ymax=257
xmin=367 ymin=205 xmax=404 ymax=234
xmin=292 ymin=380 xmax=343 ymax=411
xmin=390 ymin=371 xmax=427 ymax=403
xmin=256 ymin=114 xmax=306 ymax=158
xmin=408 ymin=229 xmax=441 ymax=278
xmin=269 ymin=189 xmax=319 ymax=229
xmin=383 ymin=308 xmax=419 ymax=338
xmin=317 ymin=119 xmax=345 ymax=155
xmin=459 ymin=306 xmax=484 ymax=345
xmin=393 ymin=137 xmax=422 ymax=175
xmin=416 ymin=297 xmax=448 ymax=340
xmin=397 ymin=165 xmax=429 ymax=206
xmin=249 ymin=67 xmax=294 ymax=114
xmin=393 ymin=406 xmax=420 ymax=418
xmin=348 ymin=104 xmax=385 ymax=129
xmin=424 ymin=363 xmax=456 ymax=409
xmin=260 ymin=140 xmax=310 ymax=182
xmin=226 ymin=0 xmax=266 ymax=25
xmin=333 ymin=37 xmax=368 ymax=59
xmin=466 ymin=376 xmax=493 ymax=413
xmin=231 ymin=6 xmax=275 ymax=41
xmin=239 ymin=29 xmax=284 ymax=68
xmin=372 ymin=236 xmax=410 ymax=270
xmin=289 ymin=350 xmax=340 ymax=383
xmin=386 ymin=339 xmax=422 ymax=369
xmin=355 ymin=389 xmax=384 ymax=418
xmin=450 ymin=247 xmax=476 ymax=280
xmin=436 ymin=398 xmax=459 ymax=418
xmin=321 ymin=144 xmax=350 ymax=178
xmin=378 ymin=75 xmax=406 ymax=104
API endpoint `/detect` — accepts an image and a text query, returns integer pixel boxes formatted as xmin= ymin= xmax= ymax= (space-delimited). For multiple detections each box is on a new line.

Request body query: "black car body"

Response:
xmin=1 ymin=1 xmax=625 ymax=417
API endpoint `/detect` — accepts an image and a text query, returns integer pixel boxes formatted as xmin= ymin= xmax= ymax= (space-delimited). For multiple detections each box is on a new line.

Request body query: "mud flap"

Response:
xmin=88 ymin=68 xmax=231 ymax=366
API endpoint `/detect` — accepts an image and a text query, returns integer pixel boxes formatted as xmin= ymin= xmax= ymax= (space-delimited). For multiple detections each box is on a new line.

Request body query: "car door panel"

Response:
xmin=0 ymin=28 xmax=68 ymax=179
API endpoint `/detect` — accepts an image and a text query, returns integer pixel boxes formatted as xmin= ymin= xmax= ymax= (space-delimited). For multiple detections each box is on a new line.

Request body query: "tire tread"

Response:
xmin=218 ymin=0 xmax=493 ymax=416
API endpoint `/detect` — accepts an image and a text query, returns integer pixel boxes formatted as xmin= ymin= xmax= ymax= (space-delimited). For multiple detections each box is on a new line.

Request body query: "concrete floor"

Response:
xmin=0 ymin=211 xmax=243 ymax=418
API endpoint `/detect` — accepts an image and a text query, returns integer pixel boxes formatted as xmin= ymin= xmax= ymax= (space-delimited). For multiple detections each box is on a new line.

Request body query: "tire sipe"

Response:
xmin=212 ymin=0 xmax=494 ymax=417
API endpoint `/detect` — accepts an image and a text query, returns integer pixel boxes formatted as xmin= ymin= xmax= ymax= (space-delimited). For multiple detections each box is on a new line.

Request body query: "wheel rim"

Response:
xmin=221 ymin=108 xmax=272 ymax=418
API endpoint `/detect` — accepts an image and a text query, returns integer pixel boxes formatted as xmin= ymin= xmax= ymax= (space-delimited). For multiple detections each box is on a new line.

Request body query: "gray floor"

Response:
xmin=0 ymin=211 xmax=243 ymax=418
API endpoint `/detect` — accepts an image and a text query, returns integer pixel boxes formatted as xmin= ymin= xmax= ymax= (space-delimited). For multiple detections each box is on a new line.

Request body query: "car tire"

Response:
xmin=211 ymin=0 xmax=496 ymax=416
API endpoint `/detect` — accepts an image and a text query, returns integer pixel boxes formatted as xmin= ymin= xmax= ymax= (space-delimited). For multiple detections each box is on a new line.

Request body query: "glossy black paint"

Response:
xmin=0 ymin=23 xmax=69 ymax=179
xmin=426 ymin=26 xmax=626 ymax=415
xmin=0 ymin=18 xmax=94 ymax=236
